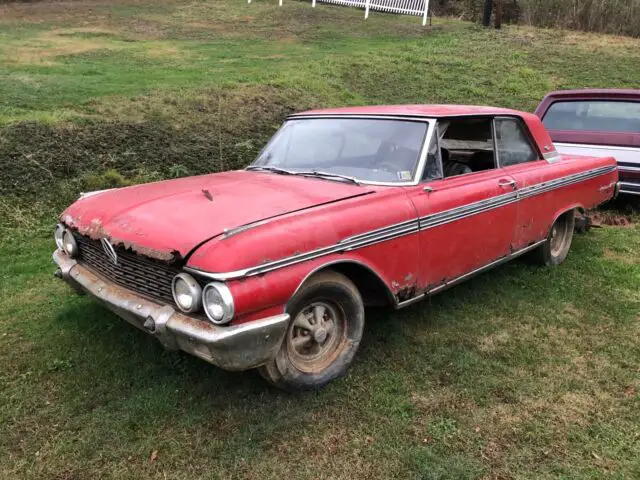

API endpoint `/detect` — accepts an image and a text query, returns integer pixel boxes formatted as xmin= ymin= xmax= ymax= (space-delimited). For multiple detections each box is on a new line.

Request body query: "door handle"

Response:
xmin=498 ymin=179 xmax=517 ymax=189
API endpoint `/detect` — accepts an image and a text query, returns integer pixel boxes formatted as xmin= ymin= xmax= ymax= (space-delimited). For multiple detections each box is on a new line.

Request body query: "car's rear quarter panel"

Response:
xmin=511 ymin=154 xmax=617 ymax=246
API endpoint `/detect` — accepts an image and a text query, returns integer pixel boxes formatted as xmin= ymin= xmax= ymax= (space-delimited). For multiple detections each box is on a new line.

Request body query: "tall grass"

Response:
xmin=522 ymin=0 xmax=640 ymax=37
xmin=435 ymin=0 xmax=640 ymax=37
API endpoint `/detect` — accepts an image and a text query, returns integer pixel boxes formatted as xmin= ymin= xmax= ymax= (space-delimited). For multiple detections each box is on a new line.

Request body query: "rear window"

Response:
xmin=542 ymin=100 xmax=640 ymax=133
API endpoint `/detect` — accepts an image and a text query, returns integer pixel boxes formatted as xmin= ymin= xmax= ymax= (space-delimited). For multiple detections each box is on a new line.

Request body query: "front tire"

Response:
xmin=533 ymin=210 xmax=575 ymax=266
xmin=258 ymin=271 xmax=365 ymax=392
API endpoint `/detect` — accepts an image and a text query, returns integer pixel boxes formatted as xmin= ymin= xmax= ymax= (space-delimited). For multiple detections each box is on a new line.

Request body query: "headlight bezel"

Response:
xmin=61 ymin=229 xmax=78 ymax=257
xmin=54 ymin=224 xmax=65 ymax=250
xmin=202 ymin=282 xmax=235 ymax=325
xmin=171 ymin=273 xmax=203 ymax=314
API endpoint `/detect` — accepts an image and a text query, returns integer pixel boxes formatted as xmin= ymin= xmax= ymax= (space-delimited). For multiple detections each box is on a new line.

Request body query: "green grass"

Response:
xmin=1 ymin=0 xmax=639 ymax=478
xmin=1 ymin=212 xmax=639 ymax=479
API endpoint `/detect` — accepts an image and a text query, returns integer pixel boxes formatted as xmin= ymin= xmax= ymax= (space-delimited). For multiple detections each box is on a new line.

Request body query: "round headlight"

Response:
xmin=54 ymin=224 xmax=65 ymax=250
xmin=203 ymin=282 xmax=234 ymax=325
xmin=62 ymin=229 xmax=78 ymax=257
xmin=171 ymin=273 xmax=202 ymax=313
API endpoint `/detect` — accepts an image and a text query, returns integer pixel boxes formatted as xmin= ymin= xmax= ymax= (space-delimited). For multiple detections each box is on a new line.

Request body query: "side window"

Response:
xmin=439 ymin=117 xmax=497 ymax=178
xmin=495 ymin=118 xmax=539 ymax=167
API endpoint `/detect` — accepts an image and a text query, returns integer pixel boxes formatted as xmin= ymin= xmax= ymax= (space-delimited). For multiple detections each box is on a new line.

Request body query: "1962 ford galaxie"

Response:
xmin=53 ymin=105 xmax=619 ymax=391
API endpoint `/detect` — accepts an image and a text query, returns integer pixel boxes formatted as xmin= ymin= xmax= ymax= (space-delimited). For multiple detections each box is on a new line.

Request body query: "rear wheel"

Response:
xmin=258 ymin=271 xmax=364 ymax=392
xmin=533 ymin=210 xmax=575 ymax=266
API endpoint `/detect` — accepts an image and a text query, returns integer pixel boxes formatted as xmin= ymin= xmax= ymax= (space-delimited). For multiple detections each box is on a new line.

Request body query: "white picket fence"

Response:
xmin=247 ymin=0 xmax=431 ymax=25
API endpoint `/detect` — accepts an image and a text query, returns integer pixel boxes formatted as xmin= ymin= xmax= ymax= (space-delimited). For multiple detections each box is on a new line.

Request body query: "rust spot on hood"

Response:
xmin=61 ymin=214 xmax=180 ymax=263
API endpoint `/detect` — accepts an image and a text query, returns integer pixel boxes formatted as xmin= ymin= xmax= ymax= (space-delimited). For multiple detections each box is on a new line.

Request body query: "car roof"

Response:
xmin=534 ymin=89 xmax=640 ymax=118
xmin=292 ymin=104 xmax=525 ymax=118
xmin=291 ymin=104 xmax=556 ymax=157
xmin=541 ymin=88 xmax=640 ymax=98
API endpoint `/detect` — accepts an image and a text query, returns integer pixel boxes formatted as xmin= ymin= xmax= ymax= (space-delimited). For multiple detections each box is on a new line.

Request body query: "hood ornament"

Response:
xmin=202 ymin=189 xmax=213 ymax=202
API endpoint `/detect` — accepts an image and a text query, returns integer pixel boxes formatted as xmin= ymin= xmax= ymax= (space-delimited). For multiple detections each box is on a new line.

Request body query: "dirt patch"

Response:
xmin=2 ymin=28 xmax=124 ymax=65
xmin=561 ymin=31 xmax=640 ymax=52
xmin=411 ymin=387 xmax=475 ymax=415
xmin=603 ymin=248 xmax=638 ymax=265
xmin=590 ymin=211 xmax=634 ymax=227
xmin=477 ymin=331 xmax=511 ymax=354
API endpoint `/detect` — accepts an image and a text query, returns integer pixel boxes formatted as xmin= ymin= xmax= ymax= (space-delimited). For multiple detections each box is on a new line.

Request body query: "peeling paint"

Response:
xmin=61 ymin=214 xmax=179 ymax=263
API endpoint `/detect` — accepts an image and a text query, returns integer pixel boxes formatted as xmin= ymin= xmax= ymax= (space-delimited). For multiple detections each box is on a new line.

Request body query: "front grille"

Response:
xmin=75 ymin=234 xmax=181 ymax=305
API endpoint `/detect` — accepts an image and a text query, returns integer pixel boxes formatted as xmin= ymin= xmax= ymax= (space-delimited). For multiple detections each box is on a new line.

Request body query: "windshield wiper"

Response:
xmin=246 ymin=166 xmax=360 ymax=185
xmin=295 ymin=170 xmax=361 ymax=185
xmin=245 ymin=165 xmax=295 ymax=175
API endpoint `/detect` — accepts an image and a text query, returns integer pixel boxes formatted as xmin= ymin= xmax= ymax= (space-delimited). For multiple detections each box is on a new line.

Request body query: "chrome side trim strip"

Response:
xmin=395 ymin=294 xmax=425 ymax=309
xmin=425 ymin=240 xmax=546 ymax=295
xmin=186 ymin=220 xmax=422 ymax=281
xmin=395 ymin=239 xmax=546 ymax=308
xmin=518 ymin=165 xmax=615 ymax=199
xmin=186 ymin=165 xmax=615 ymax=282
xmin=419 ymin=191 xmax=518 ymax=229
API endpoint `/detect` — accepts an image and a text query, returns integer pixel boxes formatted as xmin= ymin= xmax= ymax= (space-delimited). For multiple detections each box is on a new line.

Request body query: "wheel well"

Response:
xmin=298 ymin=262 xmax=396 ymax=308
xmin=550 ymin=206 xmax=581 ymax=233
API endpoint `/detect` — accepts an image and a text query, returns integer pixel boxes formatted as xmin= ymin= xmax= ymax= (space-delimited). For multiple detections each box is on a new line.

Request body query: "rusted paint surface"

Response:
xmin=59 ymin=170 xmax=374 ymax=261
xmin=61 ymin=213 xmax=178 ymax=262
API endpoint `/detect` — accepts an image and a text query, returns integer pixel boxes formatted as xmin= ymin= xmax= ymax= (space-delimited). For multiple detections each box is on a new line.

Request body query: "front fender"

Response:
xmin=225 ymin=252 xmax=398 ymax=324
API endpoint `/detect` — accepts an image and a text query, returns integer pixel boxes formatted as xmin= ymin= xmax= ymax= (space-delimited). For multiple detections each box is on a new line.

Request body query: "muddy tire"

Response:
xmin=532 ymin=210 xmax=576 ymax=266
xmin=258 ymin=271 xmax=365 ymax=392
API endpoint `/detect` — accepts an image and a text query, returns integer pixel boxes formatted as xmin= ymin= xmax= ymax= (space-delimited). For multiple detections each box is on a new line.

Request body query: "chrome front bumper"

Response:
xmin=53 ymin=250 xmax=289 ymax=371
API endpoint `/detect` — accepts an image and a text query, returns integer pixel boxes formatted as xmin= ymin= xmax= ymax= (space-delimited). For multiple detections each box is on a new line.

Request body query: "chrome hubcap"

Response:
xmin=549 ymin=220 xmax=568 ymax=256
xmin=287 ymin=301 xmax=344 ymax=372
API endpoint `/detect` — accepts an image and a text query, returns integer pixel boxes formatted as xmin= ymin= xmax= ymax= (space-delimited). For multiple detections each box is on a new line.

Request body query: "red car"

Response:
xmin=536 ymin=89 xmax=640 ymax=197
xmin=53 ymin=105 xmax=619 ymax=391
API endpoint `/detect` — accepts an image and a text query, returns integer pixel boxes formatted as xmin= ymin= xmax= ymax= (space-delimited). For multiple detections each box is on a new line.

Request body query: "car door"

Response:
xmin=408 ymin=117 xmax=518 ymax=292
xmin=493 ymin=116 xmax=554 ymax=249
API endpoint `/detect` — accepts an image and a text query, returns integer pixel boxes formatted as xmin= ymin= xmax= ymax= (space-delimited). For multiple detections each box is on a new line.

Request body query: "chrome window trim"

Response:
xmin=553 ymin=142 xmax=640 ymax=153
xmin=437 ymin=115 xmax=499 ymax=175
xmin=421 ymin=122 xmax=444 ymax=182
xmin=185 ymin=165 xmax=616 ymax=282
xmin=543 ymin=151 xmax=562 ymax=162
xmin=491 ymin=117 xmax=501 ymax=168
xmin=247 ymin=115 xmax=437 ymax=187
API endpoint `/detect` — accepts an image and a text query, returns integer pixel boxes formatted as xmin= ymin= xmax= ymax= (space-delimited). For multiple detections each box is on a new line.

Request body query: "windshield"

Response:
xmin=251 ymin=118 xmax=429 ymax=184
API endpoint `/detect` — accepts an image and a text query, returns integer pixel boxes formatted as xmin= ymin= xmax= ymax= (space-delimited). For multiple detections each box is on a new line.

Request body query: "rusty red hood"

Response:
xmin=61 ymin=170 xmax=372 ymax=262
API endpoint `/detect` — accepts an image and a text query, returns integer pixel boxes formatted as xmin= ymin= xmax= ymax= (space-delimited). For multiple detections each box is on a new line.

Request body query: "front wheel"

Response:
xmin=258 ymin=270 xmax=365 ymax=392
xmin=532 ymin=210 xmax=575 ymax=266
